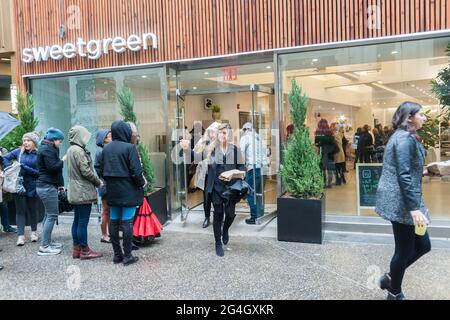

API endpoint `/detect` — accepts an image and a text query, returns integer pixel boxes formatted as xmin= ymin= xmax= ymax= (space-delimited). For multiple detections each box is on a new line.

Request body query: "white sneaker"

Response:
xmin=37 ymin=246 xmax=61 ymax=256
xmin=49 ymin=242 xmax=63 ymax=249
xmin=30 ymin=232 xmax=38 ymax=243
xmin=17 ymin=236 xmax=25 ymax=246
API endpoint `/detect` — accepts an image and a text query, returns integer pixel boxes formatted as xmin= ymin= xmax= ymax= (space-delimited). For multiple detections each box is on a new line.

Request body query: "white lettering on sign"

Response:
xmin=21 ymin=33 xmax=158 ymax=63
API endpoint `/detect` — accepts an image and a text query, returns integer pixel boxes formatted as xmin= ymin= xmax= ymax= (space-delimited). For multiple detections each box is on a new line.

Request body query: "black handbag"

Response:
xmin=58 ymin=189 xmax=74 ymax=214
xmin=222 ymin=179 xmax=250 ymax=204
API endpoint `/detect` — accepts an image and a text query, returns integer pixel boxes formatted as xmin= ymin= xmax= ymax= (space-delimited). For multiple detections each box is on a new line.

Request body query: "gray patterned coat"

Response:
xmin=375 ymin=129 xmax=429 ymax=225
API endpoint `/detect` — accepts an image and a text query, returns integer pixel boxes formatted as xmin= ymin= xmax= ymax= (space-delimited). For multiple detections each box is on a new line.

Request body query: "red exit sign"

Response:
xmin=223 ymin=67 xmax=238 ymax=81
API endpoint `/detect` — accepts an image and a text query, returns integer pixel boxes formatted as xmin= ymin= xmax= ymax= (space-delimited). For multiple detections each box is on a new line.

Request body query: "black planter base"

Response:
xmin=146 ymin=187 xmax=168 ymax=225
xmin=277 ymin=194 xmax=325 ymax=244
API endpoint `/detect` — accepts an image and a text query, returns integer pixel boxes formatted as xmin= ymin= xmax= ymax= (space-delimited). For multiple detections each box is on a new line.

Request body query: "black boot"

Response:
xmin=109 ymin=220 xmax=123 ymax=264
xmin=387 ymin=292 xmax=406 ymax=300
xmin=379 ymin=273 xmax=391 ymax=291
xmin=203 ymin=215 xmax=211 ymax=228
xmin=222 ymin=215 xmax=235 ymax=245
xmin=215 ymin=243 xmax=224 ymax=257
xmin=122 ymin=219 xmax=139 ymax=266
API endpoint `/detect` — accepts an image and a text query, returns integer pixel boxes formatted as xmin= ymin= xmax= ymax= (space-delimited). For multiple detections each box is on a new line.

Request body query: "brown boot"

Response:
xmin=72 ymin=245 xmax=81 ymax=259
xmin=80 ymin=246 xmax=103 ymax=260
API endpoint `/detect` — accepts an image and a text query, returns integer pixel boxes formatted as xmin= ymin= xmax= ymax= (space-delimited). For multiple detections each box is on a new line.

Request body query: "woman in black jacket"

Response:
xmin=376 ymin=102 xmax=430 ymax=300
xmin=97 ymin=120 xmax=145 ymax=266
xmin=183 ymin=123 xmax=244 ymax=257
xmin=36 ymin=128 xmax=65 ymax=256
xmin=315 ymin=119 xmax=337 ymax=188
xmin=358 ymin=125 xmax=374 ymax=163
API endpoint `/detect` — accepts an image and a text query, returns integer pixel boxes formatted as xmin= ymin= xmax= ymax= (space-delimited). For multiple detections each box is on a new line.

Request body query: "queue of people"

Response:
xmin=0 ymin=120 xmax=145 ymax=267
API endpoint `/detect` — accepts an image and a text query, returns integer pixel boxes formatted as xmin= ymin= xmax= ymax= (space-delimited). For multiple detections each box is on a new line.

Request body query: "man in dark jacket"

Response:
xmin=97 ymin=120 xmax=145 ymax=266
xmin=36 ymin=128 xmax=65 ymax=256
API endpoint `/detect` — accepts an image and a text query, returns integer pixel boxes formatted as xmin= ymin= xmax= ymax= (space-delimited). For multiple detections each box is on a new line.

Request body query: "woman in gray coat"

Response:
xmin=375 ymin=102 xmax=430 ymax=300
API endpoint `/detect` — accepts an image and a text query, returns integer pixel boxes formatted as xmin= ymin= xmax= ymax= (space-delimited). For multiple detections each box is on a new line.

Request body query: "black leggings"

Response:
xmin=389 ymin=221 xmax=431 ymax=294
xmin=203 ymin=189 xmax=212 ymax=218
xmin=212 ymin=200 xmax=236 ymax=245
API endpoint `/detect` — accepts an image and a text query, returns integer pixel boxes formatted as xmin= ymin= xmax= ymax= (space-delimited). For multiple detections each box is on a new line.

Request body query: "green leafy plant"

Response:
xmin=211 ymin=104 xmax=221 ymax=113
xmin=432 ymin=42 xmax=450 ymax=113
xmin=280 ymin=80 xmax=324 ymax=198
xmin=117 ymin=87 xmax=155 ymax=194
xmin=0 ymin=92 xmax=39 ymax=151
xmin=430 ymin=42 xmax=450 ymax=149
xmin=418 ymin=109 xmax=449 ymax=149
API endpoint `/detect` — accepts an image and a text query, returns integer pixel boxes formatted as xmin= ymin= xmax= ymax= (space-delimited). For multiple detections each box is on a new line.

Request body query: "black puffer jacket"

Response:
xmin=96 ymin=120 xmax=145 ymax=207
xmin=36 ymin=140 xmax=64 ymax=188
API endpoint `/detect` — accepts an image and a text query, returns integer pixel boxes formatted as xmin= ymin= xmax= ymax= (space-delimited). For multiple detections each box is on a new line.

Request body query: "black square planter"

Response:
xmin=146 ymin=187 xmax=168 ymax=225
xmin=277 ymin=194 xmax=325 ymax=244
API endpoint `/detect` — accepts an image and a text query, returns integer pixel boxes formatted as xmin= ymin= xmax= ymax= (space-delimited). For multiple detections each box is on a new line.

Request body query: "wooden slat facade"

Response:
xmin=13 ymin=0 xmax=450 ymax=82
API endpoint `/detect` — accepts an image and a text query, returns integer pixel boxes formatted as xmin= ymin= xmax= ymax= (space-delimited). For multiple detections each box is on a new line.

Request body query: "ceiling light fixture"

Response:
xmin=312 ymin=59 xmax=319 ymax=62
xmin=391 ymin=50 xmax=399 ymax=55
xmin=1 ymin=58 xmax=11 ymax=62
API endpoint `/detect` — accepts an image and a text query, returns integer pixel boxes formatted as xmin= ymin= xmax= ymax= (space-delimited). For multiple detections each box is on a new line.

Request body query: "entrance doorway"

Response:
xmin=168 ymin=62 xmax=279 ymax=224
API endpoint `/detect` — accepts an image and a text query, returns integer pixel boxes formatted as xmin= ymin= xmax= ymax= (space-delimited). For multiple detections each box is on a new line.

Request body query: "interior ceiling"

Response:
xmin=288 ymin=56 xmax=445 ymax=109
xmin=178 ymin=52 xmax=446 ymax=109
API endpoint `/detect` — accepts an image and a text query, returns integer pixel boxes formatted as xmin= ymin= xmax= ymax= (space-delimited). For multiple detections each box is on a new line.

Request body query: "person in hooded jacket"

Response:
xmin=67 ymin=125 xmax=103 ymax=260
xmin=94 ymin=129 xmax=112 ymax=244
xmin=97 ymin=120 xmax=145 ymax=266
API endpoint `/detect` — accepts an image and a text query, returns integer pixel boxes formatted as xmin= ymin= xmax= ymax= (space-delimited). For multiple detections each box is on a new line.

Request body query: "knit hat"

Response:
xmin=44 ymin=128 xmax=65 ymax=142
xmin=23 ymin=132 xmax=40 ymax=147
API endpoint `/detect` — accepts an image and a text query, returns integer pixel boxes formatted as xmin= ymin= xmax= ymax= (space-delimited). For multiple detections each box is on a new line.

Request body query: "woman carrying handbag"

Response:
xmin=2 ymin=133 xmax=41 ymax=247
xmin=183 ymin=123 xmax=244 ymax=257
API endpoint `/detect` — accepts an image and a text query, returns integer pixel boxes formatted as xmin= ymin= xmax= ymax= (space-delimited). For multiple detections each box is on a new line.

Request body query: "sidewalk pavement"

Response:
xmin=0 ymin=221 xmax=449 ymax=300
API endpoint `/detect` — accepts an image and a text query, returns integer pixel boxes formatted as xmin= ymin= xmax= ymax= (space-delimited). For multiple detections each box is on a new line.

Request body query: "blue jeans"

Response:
xmin=110 ymin=207 xmax=136 ymax=221
xmin=72 ymin=204 xmax=92 ymax=247
xmin=37 ymin=184 xmax=59 ymax=246
xmin=245 ymin=168 xmax=263 ymax=220
xmin=0 ymin=202 xmax=10 ymax=229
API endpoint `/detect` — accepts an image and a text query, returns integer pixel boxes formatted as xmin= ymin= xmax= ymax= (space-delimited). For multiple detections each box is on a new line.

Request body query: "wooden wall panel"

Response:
xmin=13 ymin=0 xmax=450 ymax=82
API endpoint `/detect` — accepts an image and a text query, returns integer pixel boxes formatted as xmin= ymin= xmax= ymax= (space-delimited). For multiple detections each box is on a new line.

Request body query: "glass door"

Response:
xmin=250 ymin=85 xmax=278 ymax=218
xmin=167 ymin=67 xmax=189 ymax=221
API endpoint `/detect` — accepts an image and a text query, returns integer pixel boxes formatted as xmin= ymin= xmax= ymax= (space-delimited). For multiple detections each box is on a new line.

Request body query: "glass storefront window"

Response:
xmin=31 ymin=68 xmax=167 ymax=189
xmin=279 ymin=37 xmax=450 ymax=219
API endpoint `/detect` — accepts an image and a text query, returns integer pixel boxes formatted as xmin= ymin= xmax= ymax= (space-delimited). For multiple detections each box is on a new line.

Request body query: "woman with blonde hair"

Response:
xmin=184 ymin=123 xmax=244 ymax=256
xmin=182 ymin=122 xmax=221 ymax=228
xmin=2 ymin=132 xmax=41 ymax=246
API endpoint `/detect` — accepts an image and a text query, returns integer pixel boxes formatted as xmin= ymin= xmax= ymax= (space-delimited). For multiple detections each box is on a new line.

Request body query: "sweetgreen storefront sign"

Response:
xmin=22 ymin=33 xmax=158 ymax=63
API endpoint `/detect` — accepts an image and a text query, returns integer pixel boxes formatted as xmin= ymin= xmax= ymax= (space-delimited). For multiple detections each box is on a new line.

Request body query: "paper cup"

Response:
xmin=415 ymin=224 xmax=428 ymax=236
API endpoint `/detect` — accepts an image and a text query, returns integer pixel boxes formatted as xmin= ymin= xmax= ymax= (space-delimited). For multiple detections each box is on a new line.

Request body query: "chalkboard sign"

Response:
xmin=356 ymin=164 xmax=383 ymax=215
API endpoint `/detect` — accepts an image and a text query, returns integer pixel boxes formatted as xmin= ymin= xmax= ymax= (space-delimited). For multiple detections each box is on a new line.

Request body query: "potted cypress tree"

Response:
xmin=278 ymin=80 xmax=325 ymax=244
xmin=117 ymin=87 xmax=168 ymax=225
